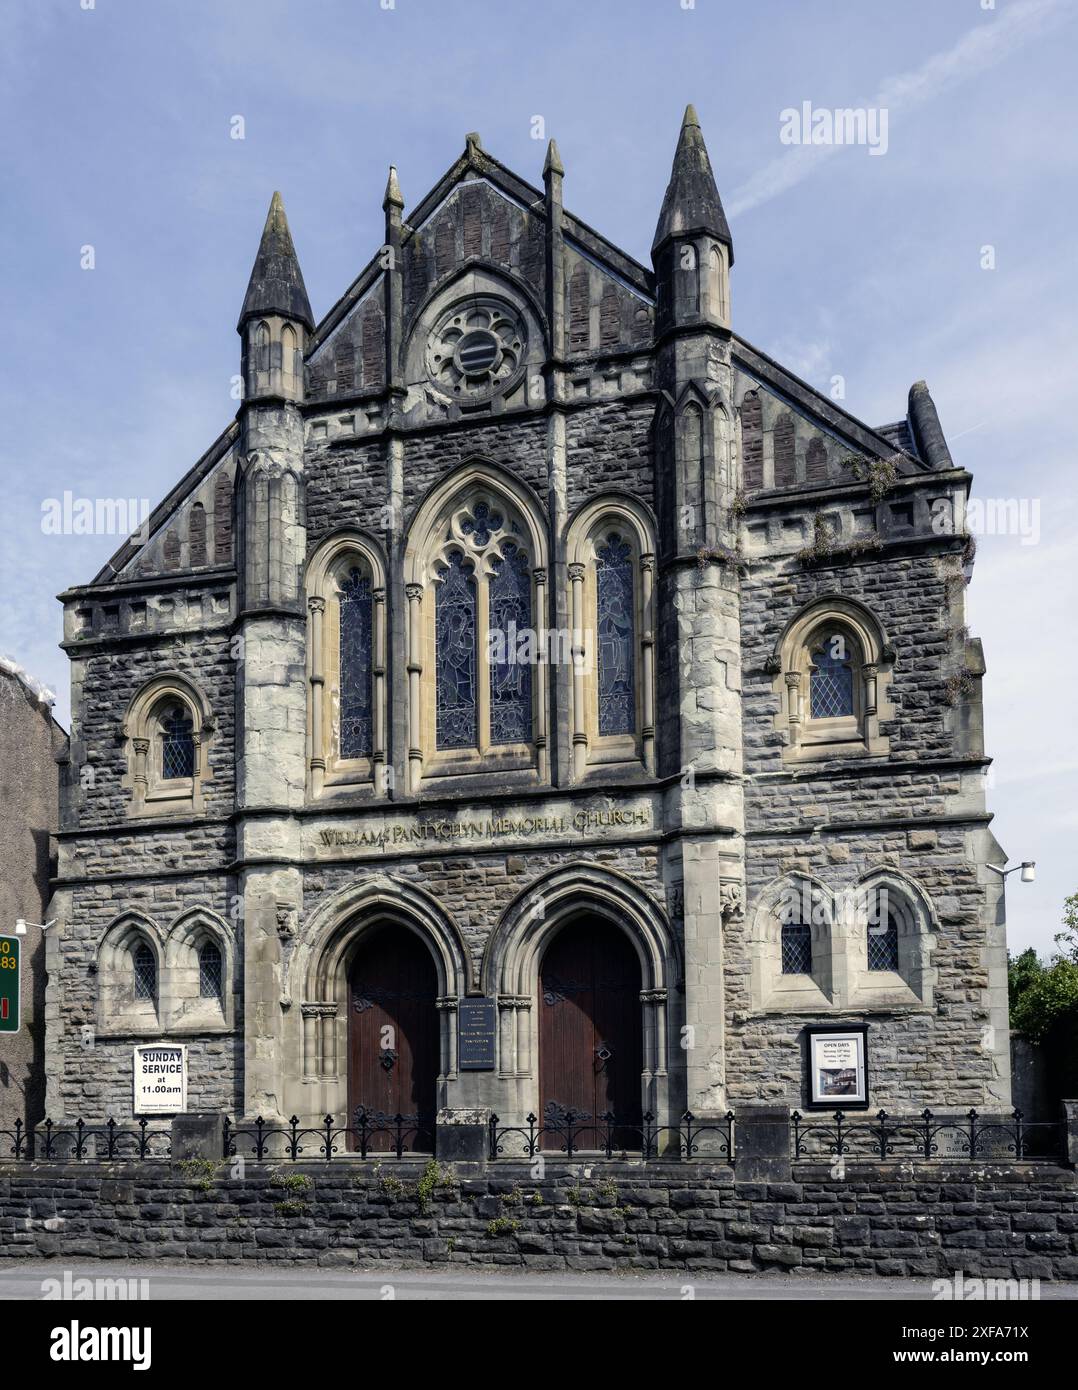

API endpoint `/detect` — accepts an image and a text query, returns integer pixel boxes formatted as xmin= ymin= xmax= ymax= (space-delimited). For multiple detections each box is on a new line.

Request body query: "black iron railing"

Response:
xmin=791 ymin=1108 xmax=1067 ymax=1162
xmin=488 ymin=1110 xmax=735 ymax=1162
xmin=1 ymin=1117 xmax=172 ymax=1161
xmin=223 ymin=1110 xmax=434 ymax=1161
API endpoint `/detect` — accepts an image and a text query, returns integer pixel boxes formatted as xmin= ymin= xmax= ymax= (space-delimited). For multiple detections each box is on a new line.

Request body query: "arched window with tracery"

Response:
xmin=428 ymin=499 xmax=535 ymax=757
xmin=305 ymin=535 xmax=388 ymax=796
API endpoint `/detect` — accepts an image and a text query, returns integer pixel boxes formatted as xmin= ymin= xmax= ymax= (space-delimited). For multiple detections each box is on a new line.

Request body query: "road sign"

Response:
xmin=0 ymin=935 xmax=20 ymax=1034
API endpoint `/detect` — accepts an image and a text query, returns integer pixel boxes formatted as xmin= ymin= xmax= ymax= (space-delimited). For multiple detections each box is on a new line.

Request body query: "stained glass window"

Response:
xmin=199 ymin=942 xmax=223 ymax=999
xmin=781 ymin=921 xmax=812 ymax=975
xmin=161 ymin=707 xmax=195 ymax=779
xmin=489 ymin=542 xmax=532 ymax=745
xmin=810 ymin=634 xmax=855 ymax=719
xmin=460 ymin=500 xmax=502 ymax=547
xmin=596 ymin=534 xmax=635 ymax=736
xmin=339 ymin=566 xmax=373 ymax=759
xmin=436 ymin=551 xmax=477 ymax=749
xmin=868 ymin=908 xmax=900 ymax=972
xmin=133 ymin=942 xmax=156 ymax=1001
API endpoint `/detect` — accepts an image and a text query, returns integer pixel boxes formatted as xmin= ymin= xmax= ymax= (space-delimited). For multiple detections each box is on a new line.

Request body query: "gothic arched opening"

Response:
xmin=538 ymin=917 xmax=643 ymax=1150
xmin=347 ymin=925 xmax=439 ymax=1153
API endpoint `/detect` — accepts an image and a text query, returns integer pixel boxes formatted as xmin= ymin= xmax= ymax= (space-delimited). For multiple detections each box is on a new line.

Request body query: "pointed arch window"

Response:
xmin=339 ymin=567 xmax=374 ymax=760
xmin=780 ymin=920 xmax=813 ymax=975
xmin=435 ymin=551 xmax=478 ymax=750
xmin=488 ymin=541 xmax=532 ymax=745
xmin=133 ymin=942 xmax=156 ymax=1002
xmin=595 ymin=534 xmax=636 ymax=737
xmin=160 ymin=706 xmax=195 ymax=779
xmin=199 ymin=941 xmax=223 ymax=999
xmin=404 ymin=473 xmax=549 ymax=788
xmin=305 ymin=536 xmax=388 ymax=797
xmin=867 ymin=891 xmax=901 ymax=973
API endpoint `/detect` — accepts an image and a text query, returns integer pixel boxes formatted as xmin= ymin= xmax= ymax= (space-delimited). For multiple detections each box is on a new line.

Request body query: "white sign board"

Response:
xmin=132 ymin=1044 xmax=187 ymax=1115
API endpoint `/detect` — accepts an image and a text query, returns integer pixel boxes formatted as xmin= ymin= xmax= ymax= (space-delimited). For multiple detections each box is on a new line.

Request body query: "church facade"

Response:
xmin=45 ymin=109 xmax=1011 ymax=1140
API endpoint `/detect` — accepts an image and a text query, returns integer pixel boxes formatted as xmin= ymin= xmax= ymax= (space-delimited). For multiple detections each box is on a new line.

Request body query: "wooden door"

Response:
xmin=348 ymin=926 xmax=438 ymax=1152
xmin=538 ymin=918 xmax=643 ymax=1149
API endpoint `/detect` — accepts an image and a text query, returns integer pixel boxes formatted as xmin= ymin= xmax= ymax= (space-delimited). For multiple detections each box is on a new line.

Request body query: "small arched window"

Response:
xmin=133 ymin=942 xmax=156 ymax=1001
xmin=122 ymin=677 xmax=211 ymax=817
xmin=160 ymin=705 xmax=195 ymax=780
xmin=771 ymin=598 xmax=894 ymax=762
xmin=780 ymin=920 xmax=812 ymax=975
xmin=809 ymin=632 xmax=855 ymax=720
xmin=199 ymin=941 xmax=223 ymax=999
xmin=867 ymin=895 xmax=900 ymax=973
xmin=255 ymin=320 xmax=271 ymax=373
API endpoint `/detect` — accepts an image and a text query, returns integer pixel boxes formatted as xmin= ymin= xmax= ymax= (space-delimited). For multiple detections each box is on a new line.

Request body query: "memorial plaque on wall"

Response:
xmin=458 ymin=997 xmax=497 ymax=1071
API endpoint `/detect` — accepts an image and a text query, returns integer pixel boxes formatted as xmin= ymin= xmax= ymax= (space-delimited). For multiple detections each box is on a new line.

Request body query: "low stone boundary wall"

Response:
xmin=2 ymin=1160 xmax=1076 ymax=1279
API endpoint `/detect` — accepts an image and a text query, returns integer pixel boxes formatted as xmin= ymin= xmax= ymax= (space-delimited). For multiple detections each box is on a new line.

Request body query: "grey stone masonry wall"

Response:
xmin=3 ymin=1161 xmax=1075 ymax=1279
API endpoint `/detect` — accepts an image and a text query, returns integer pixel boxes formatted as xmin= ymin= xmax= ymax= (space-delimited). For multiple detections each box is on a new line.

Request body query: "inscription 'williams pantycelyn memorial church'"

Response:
xmin=48 ymin=108 xmax=1010 ymax=1142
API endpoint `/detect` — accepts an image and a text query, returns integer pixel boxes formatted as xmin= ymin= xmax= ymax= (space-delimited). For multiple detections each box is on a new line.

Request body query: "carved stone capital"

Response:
xmin=405 ymin=582 xmax=424 ymax=603
xmin=300 ymin=1002 xmax=338 ymax=1018
xmin=568 ymin=563 xmax=586 ymax=583
xmin=307 ymin=595 xmax=326 ymax=615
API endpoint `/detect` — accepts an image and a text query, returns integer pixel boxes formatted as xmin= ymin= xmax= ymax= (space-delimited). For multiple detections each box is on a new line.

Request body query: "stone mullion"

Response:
xmin=406 ymin=583 xmax=424 ymax=792
xmin=307 ymin=595 xmax=326 ymax=795
xmin=640 ymin=553 xmax=656 ymax=773
xmin=785 ymin=670 xmax=802 ymax=745
xmin=569 ymin=562 xmax=587 ymax=779
xmin=533 ymin=568 xmax=549 ymax=781
xmin=477 ymin=573 xmax=491 ymax=756
xmin=373 ymin=587 xmax=387 ymax=784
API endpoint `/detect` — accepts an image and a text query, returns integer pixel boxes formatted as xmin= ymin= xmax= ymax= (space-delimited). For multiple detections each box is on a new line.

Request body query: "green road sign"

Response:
xmin=0 ymin=935 xmax=19 ymax=1034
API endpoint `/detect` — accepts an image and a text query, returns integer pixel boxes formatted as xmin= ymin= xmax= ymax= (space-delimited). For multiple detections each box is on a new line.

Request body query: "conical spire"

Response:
xmin=238 ymin=191 xmax=314 ymax=332
xmin=543 ymin=138 xmax=563 ymax=178
xmin=652 ymin=105 xmax=733 ymax=263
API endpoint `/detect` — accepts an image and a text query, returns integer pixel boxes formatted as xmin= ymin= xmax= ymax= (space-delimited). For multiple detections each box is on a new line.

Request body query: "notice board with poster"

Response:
xmin=805 ymin=1025 xmax=869 ymax=1109
xmin=133 ymin=1044 xmax=187 ymax=1115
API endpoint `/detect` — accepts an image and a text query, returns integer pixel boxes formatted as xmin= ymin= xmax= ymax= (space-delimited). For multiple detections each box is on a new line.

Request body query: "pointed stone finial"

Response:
xmin=383 ymin=165 xmax=404 ymax=212
xmin=238 ymin=191 xmax=314 ymax=332
xmin=543 ymin=138 xmax=564 ymax=178
xmin=652 ymin=104 xmax=733 ymax=263
xmin=465 ymin=131 xmax=483 ymax=156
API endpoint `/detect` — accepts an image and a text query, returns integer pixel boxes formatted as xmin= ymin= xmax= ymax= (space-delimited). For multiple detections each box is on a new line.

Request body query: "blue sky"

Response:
xmin=1 ymin=0 xmax=1074 ymax=956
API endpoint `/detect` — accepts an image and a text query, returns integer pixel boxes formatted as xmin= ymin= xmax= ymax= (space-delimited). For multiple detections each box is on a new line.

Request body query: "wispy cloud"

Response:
xmin=728 ymin=0 xmax=1071 ymax=217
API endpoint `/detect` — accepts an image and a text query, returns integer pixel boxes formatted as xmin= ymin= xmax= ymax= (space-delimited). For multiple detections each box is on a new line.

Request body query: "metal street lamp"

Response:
xmin=986 ymin=861 xmax=1036 ymax=884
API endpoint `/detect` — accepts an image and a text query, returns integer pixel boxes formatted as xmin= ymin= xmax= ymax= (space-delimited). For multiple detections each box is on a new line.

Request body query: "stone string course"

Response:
xmin=3 ymin=1163 xmax=1076 ymax=1279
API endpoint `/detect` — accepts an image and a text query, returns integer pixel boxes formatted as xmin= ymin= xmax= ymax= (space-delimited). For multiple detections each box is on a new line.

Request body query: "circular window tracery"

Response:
xmin=426 ymin=297 xmax=527 ymax=401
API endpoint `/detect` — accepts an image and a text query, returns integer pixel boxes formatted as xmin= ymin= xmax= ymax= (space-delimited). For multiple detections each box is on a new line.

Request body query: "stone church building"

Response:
xmin=45 ymin=109 xmax=1011 ymax=1142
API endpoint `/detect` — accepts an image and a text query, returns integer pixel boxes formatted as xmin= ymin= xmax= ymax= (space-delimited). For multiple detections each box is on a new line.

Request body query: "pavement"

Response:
xmin=3 ymin=1260 xmax=1077 ymax=1300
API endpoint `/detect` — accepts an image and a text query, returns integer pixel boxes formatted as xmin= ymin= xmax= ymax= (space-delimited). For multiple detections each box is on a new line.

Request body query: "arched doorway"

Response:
xmin=347 ymin=925 xmax=439 ymax=1152
xmin=538 ymin=917 xmax=643 ymax=1149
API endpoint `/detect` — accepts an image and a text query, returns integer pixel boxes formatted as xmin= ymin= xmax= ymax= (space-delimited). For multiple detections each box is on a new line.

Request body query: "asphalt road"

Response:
xmin=3 ymin=1261 xmax=1077 ymax=1300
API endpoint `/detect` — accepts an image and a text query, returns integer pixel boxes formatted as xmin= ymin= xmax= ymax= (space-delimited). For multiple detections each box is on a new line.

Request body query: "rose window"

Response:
xmin=426 ymin=298 xmax=526 ymax=401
